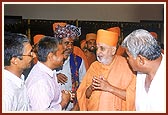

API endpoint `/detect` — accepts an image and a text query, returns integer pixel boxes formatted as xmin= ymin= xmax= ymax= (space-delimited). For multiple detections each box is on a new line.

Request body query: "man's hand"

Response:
xmin=60 ymin=90 xmax=70 ymax=109
xmin=69 ymin=91 xmax=76 ymax=102
xmin=92 ymin=76 xmax=111 ymax=92
xmin=57 ymin=73 xmax=68 ymax=84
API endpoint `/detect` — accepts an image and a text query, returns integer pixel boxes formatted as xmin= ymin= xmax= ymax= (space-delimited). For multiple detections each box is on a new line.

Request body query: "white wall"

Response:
xmin=4 ymin=3 xmax=164 ymax=22
xmin=3 ymin=3 xmax=165 ymax=44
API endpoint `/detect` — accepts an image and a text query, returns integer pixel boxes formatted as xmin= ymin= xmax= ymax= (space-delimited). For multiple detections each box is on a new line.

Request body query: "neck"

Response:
xmin=41 ymin=61 xmax=54 ymax=70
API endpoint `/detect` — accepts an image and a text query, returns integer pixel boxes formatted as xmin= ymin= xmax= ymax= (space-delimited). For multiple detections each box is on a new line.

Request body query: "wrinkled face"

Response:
xmin=52 ymin=44 xmax=65 ymax=68
xmin=125 ymin=50 xmax=138 ymax=71
xmin=96 ymin=43 xmax=115 ymax=65
xmin=61 ymin=38 xmax=74 ymax=58
xmin=17 ymin=43 xmax=35 ymax=70
xmin=87 ymin=39 xmax=96 ymax=52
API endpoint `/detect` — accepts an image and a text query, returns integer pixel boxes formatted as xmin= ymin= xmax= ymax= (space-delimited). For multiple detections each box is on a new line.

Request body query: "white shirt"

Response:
xmin=56 ymin=55 xmax=86 ymax=110
xmin=26 ymin=61 xmax=62 ymax=111
xmin=136 ymin=55 xmax=166 ymax=112
xmin=3 ymin=69 xmax=29 ymax=111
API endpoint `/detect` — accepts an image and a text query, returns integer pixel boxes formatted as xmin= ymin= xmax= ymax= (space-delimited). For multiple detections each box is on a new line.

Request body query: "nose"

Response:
xmin=67 ymin=43 xmax=73 ymax=49
xmin=91 ymin=42 xmax=96 ymax=46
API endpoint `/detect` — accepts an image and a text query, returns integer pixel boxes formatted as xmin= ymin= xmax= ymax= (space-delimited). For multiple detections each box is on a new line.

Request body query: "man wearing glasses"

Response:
xmin=3 ymin=32 xmax=34 ymax=111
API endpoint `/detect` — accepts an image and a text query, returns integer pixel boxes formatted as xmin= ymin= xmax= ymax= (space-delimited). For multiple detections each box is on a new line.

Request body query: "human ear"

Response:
xmin=48 ymin=52 xmax=55 ymax=61
xmin=111 ymin=47 xmax=117 ymax=55
xmin=137 ymin=55 xmax=145 ymax=65
xmin=11 ymin=57 xmax=18 ymax=65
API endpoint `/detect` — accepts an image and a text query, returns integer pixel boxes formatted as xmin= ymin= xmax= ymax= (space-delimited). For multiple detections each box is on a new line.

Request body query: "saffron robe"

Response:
xmin=116 ymin=45 xmax=126 ymax=56
xmin=77 ymin=55 xmax=136 ymax=111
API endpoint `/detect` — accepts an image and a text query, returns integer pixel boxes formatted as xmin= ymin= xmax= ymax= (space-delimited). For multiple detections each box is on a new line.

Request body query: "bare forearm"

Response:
xmin=60 ymin=100 xmax=69 ymax=109
xmin=108 ymin=85 xmax=126 ymax=101
xmin=60 ymin=90 xmax=70 ymax=109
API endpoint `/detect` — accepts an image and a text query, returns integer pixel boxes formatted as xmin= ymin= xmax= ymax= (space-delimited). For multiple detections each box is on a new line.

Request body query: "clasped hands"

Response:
xmin=86 ymin=76 xmax=111 ymax=99
xmin=57 ymin=73 xmax=76 ymax=102
xmin=92 ymin=76 xmax=111 ymax=91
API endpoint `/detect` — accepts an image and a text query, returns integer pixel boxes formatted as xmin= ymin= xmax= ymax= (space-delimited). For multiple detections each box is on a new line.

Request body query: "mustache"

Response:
xmin=64 ymin=48 xmax=72 ymax=52
xmin=90 ymin=46 xmax=96 ymax=49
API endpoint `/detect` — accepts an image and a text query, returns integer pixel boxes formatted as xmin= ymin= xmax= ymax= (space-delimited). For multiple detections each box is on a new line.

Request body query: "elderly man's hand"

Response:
xmin=92 ymin=76 xmax=111 ymax=92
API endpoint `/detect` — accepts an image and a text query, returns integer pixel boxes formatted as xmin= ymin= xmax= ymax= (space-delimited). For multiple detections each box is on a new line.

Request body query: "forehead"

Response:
xmin=97 ymin=42 xmax=110 ymax=48
xmin=62 ymin=37 xmax=74 ymax=42
xmin=87 ymin=39 xmax=96 ymax=42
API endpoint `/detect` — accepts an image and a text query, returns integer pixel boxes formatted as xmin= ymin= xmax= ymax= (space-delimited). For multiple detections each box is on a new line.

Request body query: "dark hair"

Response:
xmin=4 ymin=32 xmax=29 ymax=66
xmin=37 ymin=36 xmax=60 ymax=62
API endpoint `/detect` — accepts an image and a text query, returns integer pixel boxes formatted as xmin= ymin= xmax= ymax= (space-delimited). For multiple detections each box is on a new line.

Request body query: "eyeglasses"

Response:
xmin=22 ymin=52 xmax=33 ymax=57
xmin=16 ymin=51 xmax=34 ymax=60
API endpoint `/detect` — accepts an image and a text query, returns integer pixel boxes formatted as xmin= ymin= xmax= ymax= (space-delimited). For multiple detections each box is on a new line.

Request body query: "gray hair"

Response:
xmin=121 ymin=29 xmax=161 ymax=60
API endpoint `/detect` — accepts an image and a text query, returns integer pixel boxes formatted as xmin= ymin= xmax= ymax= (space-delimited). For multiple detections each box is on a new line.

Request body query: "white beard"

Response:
xmin=97 ymin=56 xmax=112 ymax=65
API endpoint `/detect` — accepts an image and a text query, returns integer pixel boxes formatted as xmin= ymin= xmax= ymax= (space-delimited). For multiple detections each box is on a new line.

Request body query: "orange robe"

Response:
xmin=77 ymin=55 xmax=136 ymax=111
xmin=116 ymin=45 xmax=126 ymax=56
xmin=73 ymin=46 xmax=89 ymax=70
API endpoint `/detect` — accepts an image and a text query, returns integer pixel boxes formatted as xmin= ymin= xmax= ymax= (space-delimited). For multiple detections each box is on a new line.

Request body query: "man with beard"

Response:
xmin=77 ymin=29 xmax=136 ymax=111
xmin=84 ymin=33 xmax=97 ymax=67
xmin=53 ymin=22 xmax=86 ymax=111
xmin=3 ymin=32 xmax=34 ymax=111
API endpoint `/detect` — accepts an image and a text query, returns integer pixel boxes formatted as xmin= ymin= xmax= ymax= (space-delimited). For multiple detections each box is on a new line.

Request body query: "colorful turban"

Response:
xmin=107 ymin=27 xmax=120 ymax=37
xmin=86 ymin=33 xmax=97 ymax=41
xmin=53 ymin=22 xmax=81 ymax=39
xmin=33 ymin=34 xmax=45 ymax=45
xmin=150 ymin=32 xmax=158 ymax=39
xmin=97 ymin=29 xmax=118 ymax=47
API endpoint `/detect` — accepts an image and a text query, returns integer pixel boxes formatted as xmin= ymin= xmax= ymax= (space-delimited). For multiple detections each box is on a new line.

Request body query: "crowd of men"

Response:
xmin=3 ymin=23 xmax=165 ymax=112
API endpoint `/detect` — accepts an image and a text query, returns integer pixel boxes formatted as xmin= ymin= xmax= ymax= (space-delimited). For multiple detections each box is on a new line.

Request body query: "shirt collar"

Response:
xmin=4 ymin=69 xmax=25 ymax=88
xmin=36 ymin=61 xmax=55 ymax=78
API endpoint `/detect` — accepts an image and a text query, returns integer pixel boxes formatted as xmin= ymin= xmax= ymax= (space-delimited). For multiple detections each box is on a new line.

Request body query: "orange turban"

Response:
xmin=33 ymin=34 xmax=45 ymax=45
xmin=86 ymin=33 xmax=97 ymax=41
xmin=53 ymin=22 xmax=67 ymax=31
xmin=150 ymin=32 xmax=158 ymax=39
xmin=107 ymin=27 xmax=120 ymax=37
xmin=96 ymin=29 xmax=118 ymax=47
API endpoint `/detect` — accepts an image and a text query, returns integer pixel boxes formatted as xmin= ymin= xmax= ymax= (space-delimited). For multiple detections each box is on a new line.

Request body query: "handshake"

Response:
xmin=63 ymin=90 xmax=76 ymax=102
